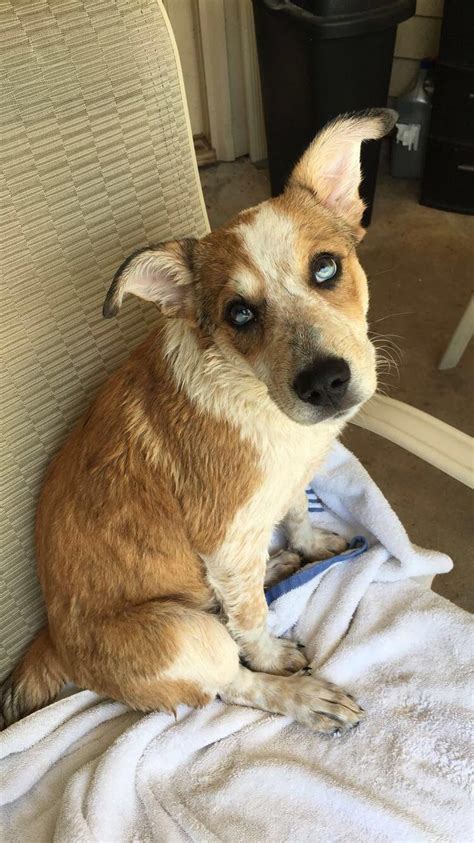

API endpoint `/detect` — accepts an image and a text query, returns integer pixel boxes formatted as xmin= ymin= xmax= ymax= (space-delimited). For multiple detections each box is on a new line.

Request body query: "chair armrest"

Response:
xmin=352 ymin=395 xmax=473 ymax=488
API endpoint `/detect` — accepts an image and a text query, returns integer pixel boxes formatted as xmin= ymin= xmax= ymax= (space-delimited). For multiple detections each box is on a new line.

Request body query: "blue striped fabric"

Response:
xmin=265 ymin=536 xmax=369 ymax=605
xmin=306 ymin=486 xmax=324 ymax=513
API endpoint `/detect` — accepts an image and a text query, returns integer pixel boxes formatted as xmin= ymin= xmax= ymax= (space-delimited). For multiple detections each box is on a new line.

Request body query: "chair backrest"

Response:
xmin=1 ymin=0 xmax=209 ymax=678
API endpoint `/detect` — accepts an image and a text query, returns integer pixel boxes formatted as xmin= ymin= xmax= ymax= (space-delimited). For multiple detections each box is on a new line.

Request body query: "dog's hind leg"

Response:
xmin=2 ymin=604 xmax=363 ymax=734
xmin=66 ymin=602 xmax=241 ymax=715
xmin=85 ymin=603 xmax=363 ymax=734
xmin=1 ymin=603 xmax=238 ymax=725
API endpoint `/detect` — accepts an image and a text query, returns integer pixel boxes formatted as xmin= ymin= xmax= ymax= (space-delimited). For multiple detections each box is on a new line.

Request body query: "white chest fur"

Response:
xmin=164 ymin=320 xmax=343 ymax=557
xmin=223 ymin=412 xmax=342 ymax=557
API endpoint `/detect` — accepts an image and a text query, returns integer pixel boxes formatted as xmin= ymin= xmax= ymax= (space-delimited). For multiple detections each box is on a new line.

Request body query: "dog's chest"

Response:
xmin=216 ymin=420 xmax=339 ymax=556
xmin=259 ymin=424 xmax=333 ymax=521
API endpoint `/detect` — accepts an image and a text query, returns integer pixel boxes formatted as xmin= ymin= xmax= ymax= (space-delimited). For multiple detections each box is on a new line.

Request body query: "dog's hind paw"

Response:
xmin=264 ymin=550 xmax=301 ymax=588
xmin=293 ymin=528 xmax=348 ymax=562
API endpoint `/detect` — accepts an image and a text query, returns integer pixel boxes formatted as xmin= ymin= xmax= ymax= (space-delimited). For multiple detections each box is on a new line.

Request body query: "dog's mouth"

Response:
xmin=265 ymin=383 xmax=367 ymax=426
xmin=300 ymin=394 xmax=365 ymax=424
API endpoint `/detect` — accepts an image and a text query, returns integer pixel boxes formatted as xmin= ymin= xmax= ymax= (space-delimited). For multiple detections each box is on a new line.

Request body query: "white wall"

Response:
xmin=390 ymin=0 xmax=444 ymax=96
xmin=163 ymin=0 xmax=208 ymax=137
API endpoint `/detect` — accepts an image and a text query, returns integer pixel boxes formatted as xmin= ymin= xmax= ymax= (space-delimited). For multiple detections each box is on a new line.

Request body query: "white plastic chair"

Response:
xmin=438 ymin=295 xmax=474 ymax=371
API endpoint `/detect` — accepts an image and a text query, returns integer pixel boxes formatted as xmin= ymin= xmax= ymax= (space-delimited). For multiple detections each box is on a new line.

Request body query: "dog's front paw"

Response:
xmin=293 ymin=527 xmax=348 ymax=562
xmin=244 ymin=635 xmax=308 ymax=676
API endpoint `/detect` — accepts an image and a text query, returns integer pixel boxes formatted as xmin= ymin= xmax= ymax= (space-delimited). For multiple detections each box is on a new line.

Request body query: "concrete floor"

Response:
xmin=200 ymin=153 xmax=473 ymax=612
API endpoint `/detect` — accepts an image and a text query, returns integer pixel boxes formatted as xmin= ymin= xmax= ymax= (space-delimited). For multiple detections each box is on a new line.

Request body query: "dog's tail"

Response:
xmin=1 ymin=626 xmax=68 ymax=728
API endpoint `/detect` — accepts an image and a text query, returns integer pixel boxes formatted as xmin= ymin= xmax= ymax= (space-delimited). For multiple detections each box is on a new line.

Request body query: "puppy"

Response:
xmin=2 ymin=109 xmax=396 ymax=733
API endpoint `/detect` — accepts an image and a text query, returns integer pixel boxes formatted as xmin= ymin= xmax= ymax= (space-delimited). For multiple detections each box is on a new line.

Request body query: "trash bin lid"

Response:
xmin=255 ymin=0 xmax=416 ymax=38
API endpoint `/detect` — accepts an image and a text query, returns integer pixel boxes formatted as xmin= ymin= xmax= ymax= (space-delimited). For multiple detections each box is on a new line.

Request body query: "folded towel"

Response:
xmin=1 ymin=443 xmax=471 ymax=843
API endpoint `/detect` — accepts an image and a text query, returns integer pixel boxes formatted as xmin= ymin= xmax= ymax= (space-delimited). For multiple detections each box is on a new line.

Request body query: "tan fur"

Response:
xmin=2 ymin=111 xmax=396 ymax=732
xmin=2 ymin=629 xmax=66 ymax=725
xmin=32 ymin=331 xmax=262 ymax=674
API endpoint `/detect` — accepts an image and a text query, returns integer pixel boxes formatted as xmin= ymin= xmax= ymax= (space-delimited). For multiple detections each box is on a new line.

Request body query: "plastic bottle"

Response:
xmin=391 ymin=58 xmax=434 ymax=179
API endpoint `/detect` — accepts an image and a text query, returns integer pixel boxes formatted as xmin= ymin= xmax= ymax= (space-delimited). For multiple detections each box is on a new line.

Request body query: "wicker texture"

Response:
xmin=1 ymin=0 xmax=208 ymax=677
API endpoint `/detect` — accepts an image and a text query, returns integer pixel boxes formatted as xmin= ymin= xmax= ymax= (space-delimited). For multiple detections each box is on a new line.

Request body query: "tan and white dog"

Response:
xmin=2 ymin=109 xmax=396 ymax=733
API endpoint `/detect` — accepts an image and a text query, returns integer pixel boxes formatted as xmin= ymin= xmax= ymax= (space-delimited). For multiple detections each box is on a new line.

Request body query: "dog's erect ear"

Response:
xmin=289 ymin=109 xmax=397 ymax=229
xmin=103 ymin=239 xmax=196 ymax=318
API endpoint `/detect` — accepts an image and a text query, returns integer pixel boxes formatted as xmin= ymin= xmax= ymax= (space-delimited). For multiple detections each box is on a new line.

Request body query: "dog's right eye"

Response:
xmin=310 ymin=253 xmax=340 ymax=287
xmin=226 ymin=301 xmax=256 ymax=328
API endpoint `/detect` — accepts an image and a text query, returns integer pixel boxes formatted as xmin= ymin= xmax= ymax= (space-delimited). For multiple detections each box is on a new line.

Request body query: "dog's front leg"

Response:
xmin=285 ymin=491 xmax=348 ymax=561
xmin=205 ymin=543 xmax=307 ymax=676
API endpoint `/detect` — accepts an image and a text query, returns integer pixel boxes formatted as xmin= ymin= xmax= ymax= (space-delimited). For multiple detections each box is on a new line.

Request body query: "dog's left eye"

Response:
xmin=227 ymin=301 xmax=256 ymax=328
xmin=311 ymin=254 xmax=340 ymax=285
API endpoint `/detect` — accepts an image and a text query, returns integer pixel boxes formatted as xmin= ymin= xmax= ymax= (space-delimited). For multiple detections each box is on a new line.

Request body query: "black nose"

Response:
xmin=294 ymin=357 xmax=351 ymax=407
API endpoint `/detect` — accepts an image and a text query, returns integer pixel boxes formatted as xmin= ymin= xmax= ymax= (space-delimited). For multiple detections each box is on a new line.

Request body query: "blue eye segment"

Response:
xmin=312 ymin=254 xmax=340 ymax=285
xmin=227 ymin=301 xmax=256 ymax=327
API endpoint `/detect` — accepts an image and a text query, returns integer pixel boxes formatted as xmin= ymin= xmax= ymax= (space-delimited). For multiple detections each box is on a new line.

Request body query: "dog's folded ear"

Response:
xmin=289 ymin=108 xmax=397 ymax=231
xmin=103 ymin=239 xmax=196 ymax=318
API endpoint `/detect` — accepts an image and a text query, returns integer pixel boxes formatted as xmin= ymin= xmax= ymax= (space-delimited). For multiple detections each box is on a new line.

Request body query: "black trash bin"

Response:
xmin=252 ymin=0 xmax=415 ymax=225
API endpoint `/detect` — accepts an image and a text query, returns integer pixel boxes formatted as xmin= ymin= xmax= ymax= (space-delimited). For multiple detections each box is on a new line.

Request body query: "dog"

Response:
xmin=2 ymin=109 xmax=396 ymax=733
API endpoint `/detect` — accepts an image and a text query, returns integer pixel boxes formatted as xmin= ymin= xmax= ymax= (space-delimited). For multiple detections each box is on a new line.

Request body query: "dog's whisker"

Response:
xmin=369 ymin=331 xmax=404 ymax=348
xmin=371 ymin=336 xmax=403 ymax=364
xmin=375 ymin=347 xmax=401 ymax=380
xmin=367 ymin=266 xmax=397 ymax=278
xmin=375 ymin=346 xmax=399 ymax=363
xmin=372 ymin=331 xmax=405 ymax=340
xmin=371 ymin=311 xmax=414 ymax=324
xmin=374 ymin=347 xmax=402 ymax=364
xmin=370 ymin=334 xmax=404 ymax=349
xmin=380 ymin=352 xmax=400 ymax=369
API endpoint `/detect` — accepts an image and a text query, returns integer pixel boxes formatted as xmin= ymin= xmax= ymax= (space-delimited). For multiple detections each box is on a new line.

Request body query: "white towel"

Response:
xmin=266 ymin=441 xmax=453 ymax=639
xmin=1 ymin=443 xmax=472 ymax=843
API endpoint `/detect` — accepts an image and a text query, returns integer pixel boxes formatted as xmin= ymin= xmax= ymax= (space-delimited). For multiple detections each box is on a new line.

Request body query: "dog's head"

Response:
xmin=104 ymin=109 xmax=396 ymax=425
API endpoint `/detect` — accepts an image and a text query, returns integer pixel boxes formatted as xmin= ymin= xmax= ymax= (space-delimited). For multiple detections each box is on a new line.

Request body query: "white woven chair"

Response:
xmin=1 ymin=0 xmax=208 ymax=678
